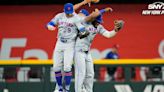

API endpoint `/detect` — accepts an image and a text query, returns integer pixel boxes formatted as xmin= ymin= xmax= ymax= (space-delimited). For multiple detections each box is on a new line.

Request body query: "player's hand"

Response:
xmin=84 ymin=0 xmax=92 ymax=4
xmin=114 ymin=20 xmax=124 ymax=32
xmin=104 ymin=7 xmax=113 ymax=12
xmin=47 ymin=25 xmax=56 ymax=31
xmin=91 ymin=0 xmax=100 ymax=3
xmin=83 ymin=0 xmax=92 ymax=7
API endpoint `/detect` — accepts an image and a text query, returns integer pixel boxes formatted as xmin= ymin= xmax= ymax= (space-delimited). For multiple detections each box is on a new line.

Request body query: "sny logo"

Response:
xmin=148 ymin=2 xmax=164 ymax=9
xmin=142 ymin=2 xmax=164 ymax=15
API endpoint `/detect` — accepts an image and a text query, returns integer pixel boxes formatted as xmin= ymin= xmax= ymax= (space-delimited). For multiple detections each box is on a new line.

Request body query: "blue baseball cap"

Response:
xmin=96 ymin=15 xmax=103 ymax=23
xmin=64 ymin=3 xmax=74 ymax=14
xmin=79 ymin=9 xmax=89 ymax=16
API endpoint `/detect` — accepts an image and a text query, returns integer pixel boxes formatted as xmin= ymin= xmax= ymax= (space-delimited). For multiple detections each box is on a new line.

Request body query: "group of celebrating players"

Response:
xmin=46 ymin=0 xmax=124 ymax=92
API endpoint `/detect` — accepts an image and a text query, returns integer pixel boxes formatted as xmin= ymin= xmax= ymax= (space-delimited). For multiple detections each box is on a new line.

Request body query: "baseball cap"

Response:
xmin=64 ymin=3 xmax=74 ymax=14
xmin=96 ymin=15 xmax=103 ymax=23
xmin=79 ymin=9 xmax=89 ymax=16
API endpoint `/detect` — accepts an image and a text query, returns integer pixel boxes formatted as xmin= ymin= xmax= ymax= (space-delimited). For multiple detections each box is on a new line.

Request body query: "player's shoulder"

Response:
xmin=73 ymin=13 xmax=80 ymax=19
xmin=72 ymin=14 xmax=82 ymax=23
xmin=55 ymin=12 xmax=65 ymax=18
xmin=73 ymin=12 xmax=77 ymax=15
xmin=77 ymin=15 xmax=86 ymax=23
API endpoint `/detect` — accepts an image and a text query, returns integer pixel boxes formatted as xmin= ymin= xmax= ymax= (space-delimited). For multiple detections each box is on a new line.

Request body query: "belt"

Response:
xmin=59 ymin=38 xmax=75 ymax=43
xmin=60 ymin=39 xmax=68 ymax=43
xmin=84 ymin=51 xmax=89 ymax=54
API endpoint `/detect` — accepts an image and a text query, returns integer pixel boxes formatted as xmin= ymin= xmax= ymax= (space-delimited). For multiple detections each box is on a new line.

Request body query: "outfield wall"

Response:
xmin=0 ymin=59 xmax=164 ymax=92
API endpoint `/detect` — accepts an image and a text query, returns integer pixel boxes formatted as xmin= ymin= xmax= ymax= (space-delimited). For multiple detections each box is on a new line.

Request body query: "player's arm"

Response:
xmin=98 ymin=20 xmax=124 ymax=38
xmin=74 ymin=0 xmax=91 ymax=11
xmin=75 ymin=17 xmax=90 ymax=39
xmin=84 ymin=7 xmax=113 ymax=23
xmin=46 ymin=13 xmax=61 ymax=31
xmin=47 ymin=21 xmax=56 ymax=31
xmin=100 ymin=27 xmax=117 ymax=38
xmin=102 ymin=30 xmax=117 ymax=38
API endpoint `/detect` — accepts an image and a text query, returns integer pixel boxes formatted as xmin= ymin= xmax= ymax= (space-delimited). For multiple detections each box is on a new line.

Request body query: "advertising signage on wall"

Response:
xmin=0 ymin=4 xmax=164 ymax=59
xmin=114 ymin=84 xmax=164 ymax=92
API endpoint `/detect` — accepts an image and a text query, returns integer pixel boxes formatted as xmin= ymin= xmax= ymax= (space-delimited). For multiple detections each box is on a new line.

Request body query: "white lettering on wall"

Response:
xmin=0 ymin=38 xmax=48 ymax=60
xmin=24 ymin=49 xmax=48 ymax=59
xmin=0 ymin=38 xmax=26 ymax=60
xmin=158 ymin=40 xmax=164 ymax=58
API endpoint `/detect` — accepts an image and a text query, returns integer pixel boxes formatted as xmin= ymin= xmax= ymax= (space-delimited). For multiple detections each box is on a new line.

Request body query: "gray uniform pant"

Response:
xmin=53 ymin=40 xmax=75 ymax=72
xmin=74 ymin=50 xmax=94 ymax=92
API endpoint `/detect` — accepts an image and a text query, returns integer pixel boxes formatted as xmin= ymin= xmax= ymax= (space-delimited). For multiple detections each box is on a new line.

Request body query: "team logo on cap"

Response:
xmin=67 ymin=7 xmax=71 ymax=10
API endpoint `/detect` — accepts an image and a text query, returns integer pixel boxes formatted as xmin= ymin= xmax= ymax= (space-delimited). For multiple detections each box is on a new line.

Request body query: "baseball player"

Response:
xmin=47 ymin=2 xmax=102 ymax=92
xmin=47 ymin=3 xmax=87 ymax=92
xmin=74 ymin=9 xmax=124 ymax=92
xmin=50 ymin=0 xmax=104 ymax=92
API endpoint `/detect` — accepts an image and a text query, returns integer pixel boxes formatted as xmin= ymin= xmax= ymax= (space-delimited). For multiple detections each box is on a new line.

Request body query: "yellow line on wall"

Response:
xmin=94 ymin=59 xmax=164 ymax=64
xmin=0 ymin=59 xmax=164 ymax=65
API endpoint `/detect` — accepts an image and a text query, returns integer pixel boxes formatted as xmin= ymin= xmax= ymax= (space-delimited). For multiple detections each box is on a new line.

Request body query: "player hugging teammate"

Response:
xmin=46 ymin=0 xmax=124 ymax=92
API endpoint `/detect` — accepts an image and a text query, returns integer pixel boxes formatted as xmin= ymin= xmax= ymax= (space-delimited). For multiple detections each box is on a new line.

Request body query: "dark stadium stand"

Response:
xmin=0 ymin=0 xmax=160 ymax=5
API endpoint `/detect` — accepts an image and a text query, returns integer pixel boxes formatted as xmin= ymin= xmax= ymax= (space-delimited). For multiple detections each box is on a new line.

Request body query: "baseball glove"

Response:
xmin=78 ymin=31 xmax=90 ymax=39
xmin=114 ymin=20 xmax=124 ymax=32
